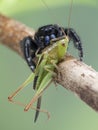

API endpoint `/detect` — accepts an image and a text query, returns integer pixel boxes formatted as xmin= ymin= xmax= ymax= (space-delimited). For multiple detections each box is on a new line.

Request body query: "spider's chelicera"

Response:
xmin=21 ymin=24 xmax=83 ymax=72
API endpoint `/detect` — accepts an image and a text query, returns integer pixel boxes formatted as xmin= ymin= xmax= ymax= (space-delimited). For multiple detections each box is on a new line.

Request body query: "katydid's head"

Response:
xmin=51 ymin=36 xmax=69 ymax=48
xmin=57 ymin=36 xmax=69 ymax=54
xmin=50 ymin=36 xmax=69 ymax=60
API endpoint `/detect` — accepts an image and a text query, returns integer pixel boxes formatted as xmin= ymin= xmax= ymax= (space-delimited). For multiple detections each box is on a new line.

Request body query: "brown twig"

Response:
xmin=0 ymin=14 xmax=35 ymax=57
xmin=0 ymin=14 xmax=98 ymax=112
xmin=56 ymin=55 xmax=98 ymax=111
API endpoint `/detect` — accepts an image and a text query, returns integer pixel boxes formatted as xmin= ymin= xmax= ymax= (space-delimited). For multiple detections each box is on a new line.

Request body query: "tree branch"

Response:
xmin=0 ymin=14 xmax=35 ymax=57
xmin=56 ymin=55 xmax=98 ymax=111
xmin=0 ymin=14 xmax=98 ymax=112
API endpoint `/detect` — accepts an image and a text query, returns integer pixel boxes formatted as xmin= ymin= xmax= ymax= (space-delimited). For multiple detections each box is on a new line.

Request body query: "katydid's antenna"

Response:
xmin=67 ymin=0 xmax=73 ymax=34
xmin=41 ymin=0 xmax=58 ymax=23
xmin=41 ymin=0 xmax=50 ymax=12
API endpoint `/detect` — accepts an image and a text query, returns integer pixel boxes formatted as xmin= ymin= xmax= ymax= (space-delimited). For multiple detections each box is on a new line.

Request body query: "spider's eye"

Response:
xmin=45 ymin=35 xmax=50 ymax=45
xmin=45 ymin=28 xmax=48 ymax=33
xmin=50 ymin=34 xmax=56 ymax=39
xmin=48 ymin=28 xmax=52 ymax=33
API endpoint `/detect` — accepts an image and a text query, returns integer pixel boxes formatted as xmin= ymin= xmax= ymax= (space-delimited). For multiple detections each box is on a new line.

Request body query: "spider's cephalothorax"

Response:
xmin=21 ymin=24 xmax=83 ymax=72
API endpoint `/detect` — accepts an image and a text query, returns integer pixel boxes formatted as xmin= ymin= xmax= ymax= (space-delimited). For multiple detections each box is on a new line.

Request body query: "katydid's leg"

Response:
xmin=24 ymin=72 xmax=53 ymax=111
xmin=44 ymin=65 xmax=56 ymax=76
xmin=8 ymin=73 xmax=35 ymax=101
xmin=50 ymin=60 xmax=59 ymax=87
xmin=24 ymin=90 xmax=42 ymax=111
xmin=8 ymin=73 xmax=50 ymax=119
xmin=44 ymin=59 xmax=58 ymax=75
xmin=8 ymin=97 xmax=50 ymax=119
xmin=45 ymin=60 xmax=58 ymax=87
xmin=50 ymin=60 xmax=59 ymax=70
xmin=24 ymin=58 xmax=54 ymax=111
xmin=32 ymin=54 xmax=49 ymax=122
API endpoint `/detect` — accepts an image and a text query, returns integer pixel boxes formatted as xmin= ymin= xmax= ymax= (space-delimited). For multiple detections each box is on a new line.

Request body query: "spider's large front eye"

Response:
xmin=45 ymin=28 xmax=48 ymax=33
xmin=45 ymin=35 xmax=50 ymax=45
xmin=50 ymin=34 xmax=56 ymax=39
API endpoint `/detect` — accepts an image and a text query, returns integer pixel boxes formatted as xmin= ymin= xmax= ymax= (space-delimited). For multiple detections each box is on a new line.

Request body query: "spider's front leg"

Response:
xmin=64 ymin=28 xmax=83 ymax=61
xmin=21 ymin=36 xmax=37 ymax=72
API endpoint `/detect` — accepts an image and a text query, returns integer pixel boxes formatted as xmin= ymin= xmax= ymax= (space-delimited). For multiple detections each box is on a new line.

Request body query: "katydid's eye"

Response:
xmin=50 ymin=34 xmax=56 ymax=39
xmin=45 ymin=35 xmax=50 ymax=45
xmin=62 ymin=42 xmax=65 ymax=47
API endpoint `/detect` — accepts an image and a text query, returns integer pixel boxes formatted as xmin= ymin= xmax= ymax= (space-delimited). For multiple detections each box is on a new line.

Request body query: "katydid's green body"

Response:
xmin=35 ymin=37 xmax=69 ymax=91
xmin=8 ymin=36 xmax=69 ymax=122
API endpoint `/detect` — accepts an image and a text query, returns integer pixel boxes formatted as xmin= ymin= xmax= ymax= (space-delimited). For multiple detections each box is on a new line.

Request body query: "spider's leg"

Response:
xmin=65 ymin=28 xmax=83 ymax=61
xmin=20 ymin=36 xmax=37 ymax=71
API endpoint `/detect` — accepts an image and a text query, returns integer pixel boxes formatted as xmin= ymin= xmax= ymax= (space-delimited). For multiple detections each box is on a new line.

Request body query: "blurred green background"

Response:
xmin=0 ymin=0 xmax=98 ymax=130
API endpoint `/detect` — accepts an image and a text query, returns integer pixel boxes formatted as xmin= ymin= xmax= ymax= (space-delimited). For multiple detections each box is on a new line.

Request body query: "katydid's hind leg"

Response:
xmin=8 ymin=84 xmax=24 ymax=102
xmin=8 ymin=98 xmax=50 ymax=120
xmin=24 ymin=68 xmax=53 ymax=113
xmin=8 ymin=82 xmax=28 ymax=102
xmin=8 ymin=76 xmax=50 ymax=120
xmin=24 ymin=75 xmax=52 ymax=112
xmin=8 ymin=73 xmax=35 ymax=102
xmin=24 ymin=91 xmax=42 ymax=111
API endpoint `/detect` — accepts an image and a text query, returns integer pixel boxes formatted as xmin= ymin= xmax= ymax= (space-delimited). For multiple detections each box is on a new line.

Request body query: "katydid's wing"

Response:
xmin=34 ymin=96 xmax=42 ymax=123
xmin=36 ymin=72 xmax=53 ymax=95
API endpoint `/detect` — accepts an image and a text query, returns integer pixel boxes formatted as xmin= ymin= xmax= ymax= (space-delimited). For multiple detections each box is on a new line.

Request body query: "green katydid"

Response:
xmin=8 ymin=35 xmax=69 ymax=122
